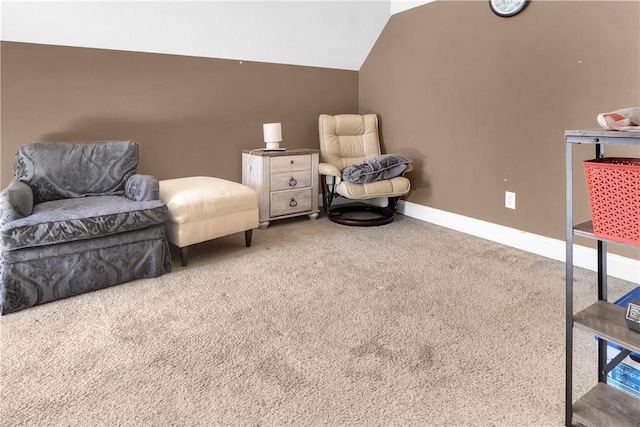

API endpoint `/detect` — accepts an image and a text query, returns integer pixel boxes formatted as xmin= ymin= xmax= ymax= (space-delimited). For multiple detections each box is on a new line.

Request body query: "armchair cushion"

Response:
xmin=341 ymin=154 xmax=412 ymax=184
xmin=0 ymin=181 xmax=33 ymax=228
xmin=14 ymin=140 xmax=138 ymax=204
xmin=337 ymin=176 xmax=411 ymax=199
xmin=1 ymin=196 xmax=168 ymax=251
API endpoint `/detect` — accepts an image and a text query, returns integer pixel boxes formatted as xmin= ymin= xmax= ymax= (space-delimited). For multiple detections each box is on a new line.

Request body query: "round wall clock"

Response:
xmin=489 ymin=0 xmax=529 ymax=18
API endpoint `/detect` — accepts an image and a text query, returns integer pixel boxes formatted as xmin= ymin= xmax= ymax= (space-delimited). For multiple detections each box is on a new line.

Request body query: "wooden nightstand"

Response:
xmin=242 ymin=148 xmax=320 ymax=229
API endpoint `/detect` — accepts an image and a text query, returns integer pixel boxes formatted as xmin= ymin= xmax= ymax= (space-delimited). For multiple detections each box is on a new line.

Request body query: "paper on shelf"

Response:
xmin=597 ymin=107 xmax=640 ymax=131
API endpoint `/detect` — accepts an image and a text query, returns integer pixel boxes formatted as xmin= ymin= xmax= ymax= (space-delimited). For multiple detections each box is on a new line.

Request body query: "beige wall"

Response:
xmin=2 ymin=2 xmax=639 ymax=258
xmin=1 ymin=42 xmax=358 ymax=186
xmin=359 ymin=0 xmax=640 ymax=250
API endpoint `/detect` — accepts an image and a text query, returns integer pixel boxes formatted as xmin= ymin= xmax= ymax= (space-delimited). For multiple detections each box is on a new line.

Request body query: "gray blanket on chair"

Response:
xmin=341 ymin=154 xmax=411 ymax=184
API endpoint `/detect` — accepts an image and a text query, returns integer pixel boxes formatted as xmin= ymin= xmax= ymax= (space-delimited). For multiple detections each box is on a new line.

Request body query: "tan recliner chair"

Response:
xmin=318 ymin=113 xmax=411 ymax=226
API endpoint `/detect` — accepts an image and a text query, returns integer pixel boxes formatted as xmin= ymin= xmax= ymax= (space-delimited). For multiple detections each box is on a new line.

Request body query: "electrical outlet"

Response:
xmin=505 ymin=191 xmax=516 ymax=210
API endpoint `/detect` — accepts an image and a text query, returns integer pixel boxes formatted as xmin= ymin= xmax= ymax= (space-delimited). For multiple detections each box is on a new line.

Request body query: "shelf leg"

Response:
xmin=564 ymin=139 xmax=574 ymax=427
xmin=597 ymin=239 xmax=608 ymax=383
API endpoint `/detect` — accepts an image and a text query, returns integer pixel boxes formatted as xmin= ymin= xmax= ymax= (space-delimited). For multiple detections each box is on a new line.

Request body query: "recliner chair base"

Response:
xmin=327 ymin=204 xmax=395 ymax=226
xmin=321 ymin=177 xmax=400 ymax=226
xmin=324 ymin=196 xmax=399 ymax=227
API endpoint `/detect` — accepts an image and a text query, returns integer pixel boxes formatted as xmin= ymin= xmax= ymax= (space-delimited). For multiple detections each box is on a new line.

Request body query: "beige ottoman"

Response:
xmin=159 ymin=176 xmax=259 ymax=266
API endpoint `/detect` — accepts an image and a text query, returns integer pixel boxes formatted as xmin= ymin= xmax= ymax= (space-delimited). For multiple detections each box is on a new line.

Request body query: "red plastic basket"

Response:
xmin=583 ymin=157 xmax=640 ymax=245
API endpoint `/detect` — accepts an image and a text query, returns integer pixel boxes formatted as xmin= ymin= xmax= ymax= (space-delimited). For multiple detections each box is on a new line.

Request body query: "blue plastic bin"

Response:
xmin=605 ymin=286 xmax=640 ymax=398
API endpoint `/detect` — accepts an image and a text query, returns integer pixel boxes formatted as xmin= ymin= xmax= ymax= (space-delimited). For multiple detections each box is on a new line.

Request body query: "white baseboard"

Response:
xmin=396 ymin=200 xmax=640 ymax=284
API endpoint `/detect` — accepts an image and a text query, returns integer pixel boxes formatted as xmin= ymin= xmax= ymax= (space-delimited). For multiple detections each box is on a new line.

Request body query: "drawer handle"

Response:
xmin=290 ymin=160 xmax=294 ymax=164
xmin=289 ymin=177 xmax=297 ymax=187
xmin=289 ymin=198 xmax=298 ymax=207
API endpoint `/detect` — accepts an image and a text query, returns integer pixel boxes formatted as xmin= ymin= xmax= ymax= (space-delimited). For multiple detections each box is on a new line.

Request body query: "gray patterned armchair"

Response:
xmin=0 ymin=140 xmax=171 ymax=314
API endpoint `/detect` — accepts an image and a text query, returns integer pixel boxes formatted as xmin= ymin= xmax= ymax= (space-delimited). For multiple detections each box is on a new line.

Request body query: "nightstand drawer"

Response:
xmin=270 ymin=188 xmax=312 ymax=217
xmin=270 ymin=171 xmax=311 ymax=191
xmin=270 ymin=155 xmax=311 ymax=174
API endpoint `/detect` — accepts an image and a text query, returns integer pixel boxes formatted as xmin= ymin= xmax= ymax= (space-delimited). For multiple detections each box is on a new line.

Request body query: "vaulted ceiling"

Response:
xmin=1 ymin=1 xmax=432 ymax=70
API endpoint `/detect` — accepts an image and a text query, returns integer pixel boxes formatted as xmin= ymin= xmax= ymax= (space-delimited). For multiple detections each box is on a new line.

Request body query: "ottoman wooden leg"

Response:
xmin=245 ymin=229 xmax=253 ymax=247
xmin=180 ymin=246 xmax=189 ymax=267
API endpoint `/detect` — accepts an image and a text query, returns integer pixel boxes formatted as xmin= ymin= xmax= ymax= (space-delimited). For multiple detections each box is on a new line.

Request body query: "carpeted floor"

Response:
xmin=0 ymin=215 xmax=634 ymax=426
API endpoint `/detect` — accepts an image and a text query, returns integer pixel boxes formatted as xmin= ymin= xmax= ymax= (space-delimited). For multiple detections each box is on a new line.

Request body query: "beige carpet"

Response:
xmin=0 ymin=215 xmax=634 ymax=426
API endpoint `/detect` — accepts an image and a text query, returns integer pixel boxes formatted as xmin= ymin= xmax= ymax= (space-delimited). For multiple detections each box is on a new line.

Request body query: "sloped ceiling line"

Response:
xmin=0 ymin=1 xmax=437 ymax=71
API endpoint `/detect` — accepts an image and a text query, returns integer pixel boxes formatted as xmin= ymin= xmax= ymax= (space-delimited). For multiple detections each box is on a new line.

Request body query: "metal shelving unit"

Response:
xmin=565 ymin=129 xmax=640 ymax=426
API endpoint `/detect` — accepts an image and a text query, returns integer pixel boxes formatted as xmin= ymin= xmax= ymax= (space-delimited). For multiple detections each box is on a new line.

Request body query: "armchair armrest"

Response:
xmin=319 ymin=163 xmax=343 ymax=185
xmin=0 ymin=181 xmax=34 ymax=227
xmin=319 ymin=163 xmax=341 ymax=177
xmin=125 ymin=174 xmax=160 ymax=202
